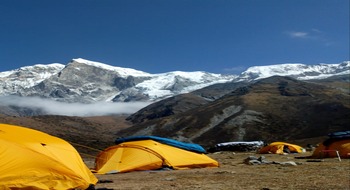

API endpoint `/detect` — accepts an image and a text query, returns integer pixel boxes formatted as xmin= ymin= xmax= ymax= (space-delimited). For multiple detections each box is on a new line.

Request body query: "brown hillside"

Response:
xmin=1 ymin=76 xmax=349 ymax=152
xmin=116 ymin=76 xmax=350 ymax=149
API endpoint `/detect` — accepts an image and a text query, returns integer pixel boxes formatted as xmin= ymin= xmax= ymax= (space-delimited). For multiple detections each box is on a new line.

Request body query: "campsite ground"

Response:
xmin=85 ymin=152 xmax=350 ymax=190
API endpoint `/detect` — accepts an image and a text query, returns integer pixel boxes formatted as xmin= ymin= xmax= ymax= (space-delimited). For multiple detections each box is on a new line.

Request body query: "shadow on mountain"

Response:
xmin=117 ymin=76 xmax=350 ymax=149
xmin=0 ymin=75 xmax=349 ymax=152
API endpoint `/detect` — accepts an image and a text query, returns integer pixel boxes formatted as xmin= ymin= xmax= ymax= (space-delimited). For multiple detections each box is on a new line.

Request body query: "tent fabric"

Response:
xmin=258 ymin=142 xmax=304 ymax=154
xmin=115 ymin=136 xmax=206 ymax=153
xmin=311 ymin=131 xmax=350 ymax=159
xmin=0 ymin=123 xmax=98 ymax=190
xmin=311 ymin=139 xmax=350 ymax=158
xmin=327 ymin=131 xmax=350 ymax=139
xmin=95 ymin=139 xmax=219 ymax=174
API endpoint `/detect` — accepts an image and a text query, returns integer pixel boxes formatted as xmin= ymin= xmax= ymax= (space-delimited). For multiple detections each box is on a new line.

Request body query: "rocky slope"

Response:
xmin=0 ymin=59 xmax=349 ymax=151
xmin=0 ymin=75 xmax=348 ymax=152
xmin=0 ymin=58 xmax=236 ymax=103
xmin=117 ymin=75 xmax=350 ymax=148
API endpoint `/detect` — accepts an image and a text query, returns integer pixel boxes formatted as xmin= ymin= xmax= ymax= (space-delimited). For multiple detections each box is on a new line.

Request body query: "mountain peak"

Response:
xmin=0 ymin=58 xmax=349 ymax=109
xmin=238 ymin=61 xmax=349 ymax=81
xmin=71 ymin=58 xmax=151 ymax=78
xmin=0 ymin=63 xmax=65 ymax=95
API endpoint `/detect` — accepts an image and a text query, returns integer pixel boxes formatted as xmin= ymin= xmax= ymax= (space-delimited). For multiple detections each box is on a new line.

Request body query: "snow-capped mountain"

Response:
xmin=0 ymin=63 xmax=65 ymax=95
xmin=0 ymin=58 xmax=349 ymax=104
xmin=237 ymin=61 xmax=350 ymax=81
xmin=0 ymin=58 xmax=236 ymax=103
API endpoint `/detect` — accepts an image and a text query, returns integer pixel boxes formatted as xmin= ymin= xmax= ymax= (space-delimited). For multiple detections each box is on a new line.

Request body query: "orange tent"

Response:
xmin=0 ymin=123 xmax=97 ymax=189
xmin=259 ymin=142 xmax=304 ymax=154
xmin=311 ymin=131 xmax=350 ymax=159
xmin=95 ymin=139 xmax=219 ymax=174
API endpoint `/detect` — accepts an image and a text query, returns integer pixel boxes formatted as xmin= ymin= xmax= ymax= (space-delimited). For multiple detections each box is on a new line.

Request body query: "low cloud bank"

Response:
xmin=0 ymin=95 xmax=151 ymax=116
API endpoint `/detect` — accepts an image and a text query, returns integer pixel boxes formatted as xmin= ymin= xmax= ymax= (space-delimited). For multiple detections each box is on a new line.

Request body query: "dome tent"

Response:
xmin=258 ymin=142 xmax=305 ymax=154
xmin=0 ymin=123 xmax=97 ymax=189
xmin=95 ymin=136 xmax=219 ymax=174
xmin=311 ymin=131 xmax=350 ymax=159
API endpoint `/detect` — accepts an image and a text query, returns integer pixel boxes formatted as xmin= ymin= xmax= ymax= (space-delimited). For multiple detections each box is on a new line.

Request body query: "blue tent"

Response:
xmin=328 ymin=131 xmax=350 ymax=139
xmin=115 ymin=136 xmax=206 ymax=153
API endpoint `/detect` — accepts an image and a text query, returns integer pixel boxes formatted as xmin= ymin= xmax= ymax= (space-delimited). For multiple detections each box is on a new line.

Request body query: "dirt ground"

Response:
xmin=84 ymin=151 xmax=350 ymax=190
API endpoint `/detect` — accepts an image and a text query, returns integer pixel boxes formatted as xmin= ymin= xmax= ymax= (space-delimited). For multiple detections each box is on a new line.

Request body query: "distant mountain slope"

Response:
xmin=0 ymin=58 xmax=236 ymax=104
xmin=126 ymin=81 xmax=250 ymax=123
xmin=237 ymin=61 xmax=349 ymax=81
xmin=0 ymin=63 xmax=64 ymax=95
xmin=0 ymin=59 xmax=348 ymax=116
xmin=0 ymin=75 xmax=348 ymax=152
xmin=117 ymin=76 xmax=350 ymax=148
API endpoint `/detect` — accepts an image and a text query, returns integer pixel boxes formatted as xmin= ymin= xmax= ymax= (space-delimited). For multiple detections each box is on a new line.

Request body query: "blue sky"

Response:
xmin=1 ymin=0 xmax=349 ymax=74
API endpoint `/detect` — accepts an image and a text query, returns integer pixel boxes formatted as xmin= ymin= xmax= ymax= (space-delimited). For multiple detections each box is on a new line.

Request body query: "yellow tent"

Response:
xmin=95 ymin=139 xmax=219 ymax=174
xmin=258 ymin=142 xmax=304 ymax=154
xmin=311 ymin=139 xmax=350 ymax=158
xmin=0 ymin=123 xmax=98 ymax=189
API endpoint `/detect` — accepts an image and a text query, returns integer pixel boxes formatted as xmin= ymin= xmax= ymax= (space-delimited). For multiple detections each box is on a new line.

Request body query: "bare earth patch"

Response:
xmin=84 ymin=152 xmax=350 ymax=190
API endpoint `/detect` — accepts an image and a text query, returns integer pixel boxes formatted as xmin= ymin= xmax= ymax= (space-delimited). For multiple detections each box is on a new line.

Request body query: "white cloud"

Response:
xmin=287 ymin=31 xmax=309 ymax=38
xmin=311 ymin=28 xmax=322 ymax=33
xmin=285 ymin=29 xmax=334 ymax=46
xmin=0 ymin=95 xmax=151 ymax=116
